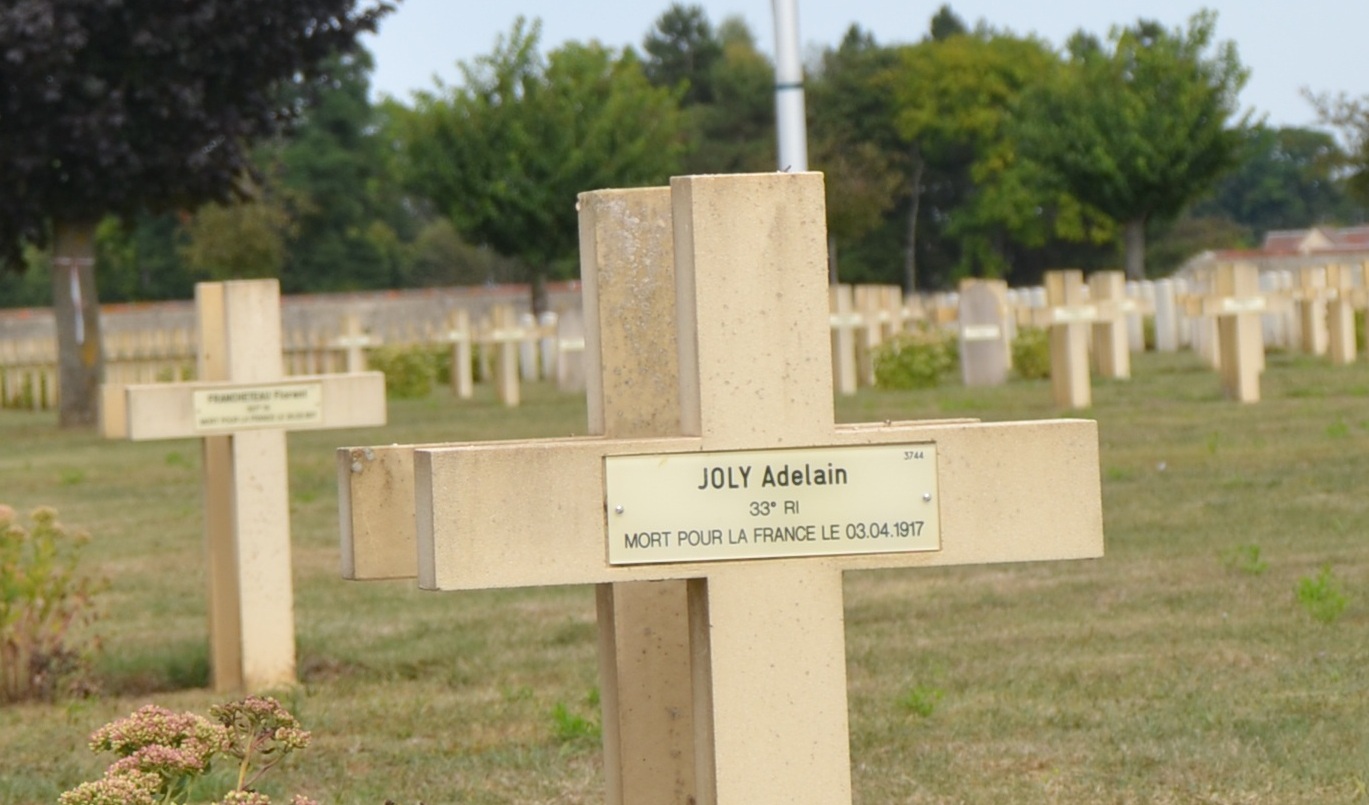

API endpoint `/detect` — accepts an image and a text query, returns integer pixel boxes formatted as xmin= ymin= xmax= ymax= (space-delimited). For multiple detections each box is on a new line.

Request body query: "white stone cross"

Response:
xmin=102 ymin=279 xmax=386 ymax=692
xmin=342 ymin=174 xmax=1102 ymax=803
xmin=1043 ymin=269 xmax=1095 ymax=409
xmin=1194 ymin=263 xmax=1268 ymax=402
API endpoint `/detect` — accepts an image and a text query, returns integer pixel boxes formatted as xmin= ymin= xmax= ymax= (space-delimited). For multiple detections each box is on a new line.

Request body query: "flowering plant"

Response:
xmin=0 ymin=503 xmax=105 ymax=702
xmin=60 ymin=696 xmax=318 ymax=805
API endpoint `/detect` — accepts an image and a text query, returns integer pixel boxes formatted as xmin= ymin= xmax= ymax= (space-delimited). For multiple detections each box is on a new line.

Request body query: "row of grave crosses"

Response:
xmin=339 ymin=173 xmax=1104 ymax=804
xmin=955 ymin=260 xmax=1369 ymax=408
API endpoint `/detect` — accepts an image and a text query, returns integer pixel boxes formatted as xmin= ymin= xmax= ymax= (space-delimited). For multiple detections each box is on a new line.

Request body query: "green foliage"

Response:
xmin=1191 ymin=124 xmax=1362 ymax=240
xmin=395 ymin=18 xmax=684 ymax=308
xmin=898 ymin=684 xmax=944 ymax=718
xmin=873 ymin=328 xmax=958 ymax=389
xmin=1010 ymin=326 xmax=1051 ymax=380
xmin=808 ymin=28 xmax=905 ymax=277
xmin=1295 ymin=565 xmax=1348 ymax=624
xmin=1145 ymin=214 xmax=1252 ymax=276
xmin=367 ymin=346 xmax=438 ymax=399
xmin=1220 ymin=543 xmax=1268 ymax=576
xmin=890 ymin=29 xmax=1112 ymax=279
xmin=549 ymin=690 xmax=601 ymax=744
xmin=180 ymin=191 xmax=296 ymax=282
xmin=0 ymin=0 xmax=393 ymax=270
xmin=642 ymin=4 xmax=724 ymax=106
xmin=273 ymin=50 xmax=418 ymax=293
xmin=1306 ymin=91 xmax=1369 ymax=209
xmin=1014 ymin=11 xmax=1250 ymax=279
xmin=0 ymin=505 xmax=104 ymax=703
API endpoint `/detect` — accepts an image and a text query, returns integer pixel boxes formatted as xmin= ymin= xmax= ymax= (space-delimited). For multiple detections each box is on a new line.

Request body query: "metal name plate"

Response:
xmin=961 ymin=323 xmax=1003 ymax=341
xmin=1051 ymin=305 xmax=1098 ymax=324
xmin=1219 ymin=297 xmax=1266 ymax=314
xmin=605 ymin=443 xmax=940 ymax=565
xmin=193 ymin=382 xmax=323 ymax=432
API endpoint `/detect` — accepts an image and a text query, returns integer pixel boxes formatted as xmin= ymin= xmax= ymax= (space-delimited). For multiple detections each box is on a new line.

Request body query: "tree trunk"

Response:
xmin=51 ymin=219 xmax=104 ymax=428
xmin=529 ymin=268 xmax=548 ymax=317
xmin=902 ymin=151 xmax=926 ymax=293
xmin=1123 ymin=217 xmax=1147 ymax=281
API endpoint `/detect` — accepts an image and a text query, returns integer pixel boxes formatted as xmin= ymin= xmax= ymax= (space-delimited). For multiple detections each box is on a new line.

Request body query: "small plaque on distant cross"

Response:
xmin=605 ymin=443 xmax=940 ymax=565
xmin=193 ymin=382 xmax=324 ymax=432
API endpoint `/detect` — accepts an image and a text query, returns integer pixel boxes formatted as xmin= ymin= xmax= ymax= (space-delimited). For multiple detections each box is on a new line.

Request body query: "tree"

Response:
xmin=180 ymin=192 xmax=296 ymax=281
xmin=928 ymin=5 xmax=968 ymax=41
xmin=0 ymin=0 xmax=393 ymax=425
xmin=1305 ymin=91 xmax=1369 ymax=210
xmin=1192 ymin=124 xmax=1362 ymax=238
xmin=272 ymin=50 xmax=417 ymax=292
xmin=642 ymin=3 xmax=723 ymax=106
xmin=807 ymin=27 xmax=904 ymax=284
xmin=890 ymin=28 xmax=1105 ymax=283
xmin=395 ymin=19 xmax=684 ymax=312
xmin=1014 ymin=11 xmax=1249 ymax=279
xmin=642 ymin=9 xmax=774 ymax=176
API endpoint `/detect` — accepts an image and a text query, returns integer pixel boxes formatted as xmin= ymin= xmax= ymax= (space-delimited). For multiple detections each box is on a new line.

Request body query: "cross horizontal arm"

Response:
xmin=114 ymin=372 xmax=386 ymax=441
xmin=414 ymin=418 xmax=1102 ymax=591
xmin=339 ymin=436 xmax=603 ymax=580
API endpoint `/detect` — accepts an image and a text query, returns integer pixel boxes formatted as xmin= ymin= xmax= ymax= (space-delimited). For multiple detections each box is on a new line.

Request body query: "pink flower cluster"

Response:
xmin=61 ymin=698 xmax=321 ymax=805
xmin=91 ymin=703 xmax=229 ymax=762
xmin=211 ymin=695 xmax=313 ymax=760
xmin=57 ymin=769 xmax=160 ymax=805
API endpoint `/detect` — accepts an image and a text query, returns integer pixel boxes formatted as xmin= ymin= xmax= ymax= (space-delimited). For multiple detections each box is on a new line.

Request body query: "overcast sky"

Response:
xmin=363 ymin=0 xmax=1367 ymax=130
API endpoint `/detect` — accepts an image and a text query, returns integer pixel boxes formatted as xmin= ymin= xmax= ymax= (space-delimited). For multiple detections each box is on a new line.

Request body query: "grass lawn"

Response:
xmin=1 ymin=349 xmax=1367 ymax=803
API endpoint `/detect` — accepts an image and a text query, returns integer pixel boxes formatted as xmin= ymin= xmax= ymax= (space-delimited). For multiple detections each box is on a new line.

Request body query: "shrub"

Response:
xmin=874 ymin=327 xmax=958 ymax=390
xmin=0 ymin=504 xmax=105 ymax=702
xmin=1296 ymin=565 xmax=1348 ymax=624
xmin=898 ymin=684 xmax=944 ymax=718
xmin=367 ymin=345 xmax=437 ymax=399
xmin=1011 ymin=327 xmax=1051 ymax=380
xmin=1220 ymin=543 xmax=1268 ymax=576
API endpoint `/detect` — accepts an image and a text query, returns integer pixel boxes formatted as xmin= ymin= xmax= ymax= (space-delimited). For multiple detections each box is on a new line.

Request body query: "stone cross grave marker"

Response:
xmin=1044 ymin=269 xmax=1095 ymax=409
xmin=957 ymin=278 xmax=1010 ymax=387
xmin=1192 ymin=262 xmax=1267 ymax=402
xmin=443 ymin=308 xmax=475 ymax=399
xmin=340 ymin=174 xmax=1103 ymax=804
xmin=828 ymin=283 xmax=861 ymax=396
xmin=1323 ymin=263 xmax=1357 ymax=366
xmin=102 ymin=279 xmax=386 ymax=692
xmin=1295 ymin=266 xmax=1330 ymax=357
xmin=1088 ymin=270 xmax=1132 ymax=380
xmin=483 ymin=305 xmax=523 ymax=406
xmin=333 ymin=313 xmax=376 ymax=374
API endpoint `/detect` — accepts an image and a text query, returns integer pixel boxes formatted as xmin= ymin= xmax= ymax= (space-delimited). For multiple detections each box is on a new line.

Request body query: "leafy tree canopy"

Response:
xmin=1014 ymin=9 xmax=1250 ymax=278
xmin=0 ymin=0 xmax=394 ymax=268
xmin=394 ymin=18 xmax=684 ymax=309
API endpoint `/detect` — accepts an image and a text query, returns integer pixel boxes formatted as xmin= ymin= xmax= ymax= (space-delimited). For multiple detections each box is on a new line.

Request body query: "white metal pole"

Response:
xmin=771 ymin=0 xmax=808 ymax=172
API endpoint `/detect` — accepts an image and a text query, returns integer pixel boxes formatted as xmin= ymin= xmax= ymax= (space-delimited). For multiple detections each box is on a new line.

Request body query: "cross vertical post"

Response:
xmin=580 ymin=187 xmax=696 ymax=804
xmin=1045 ymin=269 xmax=1092 ymax=409
xmin=1213 ymin=263 xmax=1265 ymax=402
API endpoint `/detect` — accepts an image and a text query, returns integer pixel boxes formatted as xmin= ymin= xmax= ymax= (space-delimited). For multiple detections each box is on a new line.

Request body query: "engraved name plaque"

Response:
xmin=605 ymin=443 xmax=941 ymax=565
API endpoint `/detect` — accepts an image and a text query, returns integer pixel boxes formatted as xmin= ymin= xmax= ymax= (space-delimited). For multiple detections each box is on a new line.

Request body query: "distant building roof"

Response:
xmin=1260 ymin=226 xmax=1369 ymax=254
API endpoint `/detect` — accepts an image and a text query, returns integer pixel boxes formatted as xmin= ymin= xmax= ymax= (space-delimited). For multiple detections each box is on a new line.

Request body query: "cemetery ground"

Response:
xmin=2 ymin=350 xmax=1367 ymax=804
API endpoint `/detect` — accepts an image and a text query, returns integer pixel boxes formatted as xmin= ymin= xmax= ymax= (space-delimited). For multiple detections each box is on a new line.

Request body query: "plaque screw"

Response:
xmin=614 ymin=505 xmax=624 ymax=515
xmin=922 ymin=492 xmax=932 ymax=502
